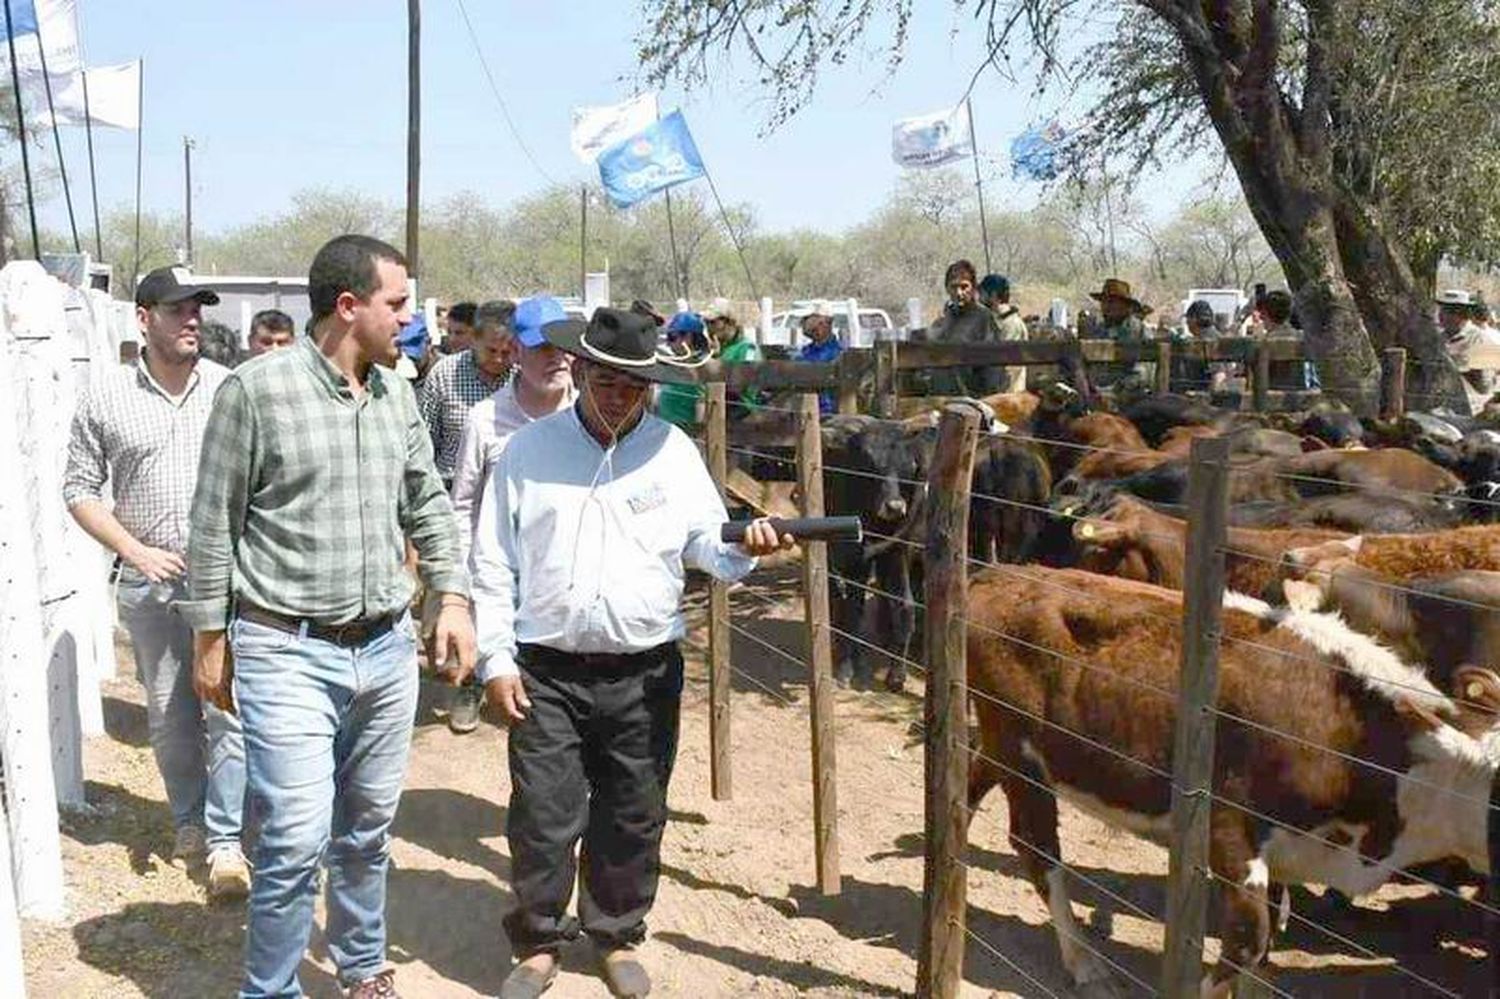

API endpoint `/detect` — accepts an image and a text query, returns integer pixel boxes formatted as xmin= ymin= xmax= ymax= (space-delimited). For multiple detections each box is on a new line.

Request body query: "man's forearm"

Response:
xmin=68 ymin=499 xmax=145 ymax=560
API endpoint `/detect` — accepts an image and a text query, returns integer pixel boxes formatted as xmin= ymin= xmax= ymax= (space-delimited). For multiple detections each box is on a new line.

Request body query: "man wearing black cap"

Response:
xmin=471 ymin=307 xmax=791 ymax=999
xmin=63 ymin=266 xmax=252 ymax=899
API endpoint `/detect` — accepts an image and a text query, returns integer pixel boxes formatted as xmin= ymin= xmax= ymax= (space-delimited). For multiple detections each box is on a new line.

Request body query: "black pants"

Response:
xmin=503 ymin=642 xmax=684 ymax=957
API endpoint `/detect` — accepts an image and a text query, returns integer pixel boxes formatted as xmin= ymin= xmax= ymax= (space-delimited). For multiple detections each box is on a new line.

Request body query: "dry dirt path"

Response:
xmin=20 ymin=569 xmax=1495 ymax=997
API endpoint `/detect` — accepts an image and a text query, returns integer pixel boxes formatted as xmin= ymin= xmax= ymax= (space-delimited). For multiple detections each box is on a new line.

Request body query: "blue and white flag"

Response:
xmin=597 ymin=110 xmax=706 ymax=209
xmin=1009 ymin=120 xmax=1072 ymax=181
xmin=571 ymin=92 xmax=658 ymax=164
xmin=891 ymin=100 xmax=973 ymax=169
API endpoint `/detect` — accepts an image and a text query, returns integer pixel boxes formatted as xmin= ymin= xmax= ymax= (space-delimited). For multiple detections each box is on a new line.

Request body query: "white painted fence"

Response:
xmin=1 ymin=260 xmax=128 ymax=995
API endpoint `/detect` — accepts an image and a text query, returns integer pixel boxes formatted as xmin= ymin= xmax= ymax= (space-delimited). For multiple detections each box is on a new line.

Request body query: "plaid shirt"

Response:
xmin=63 ymin=356 xmax=230 ymax=569
xmin=418 ymin=349 xmax=510 ymax=479
xmin=180 ymin=337 xmax=466 ymax=631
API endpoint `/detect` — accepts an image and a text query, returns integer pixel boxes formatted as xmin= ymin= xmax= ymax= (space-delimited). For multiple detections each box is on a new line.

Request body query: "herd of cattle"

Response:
xmin=737 ymin=377 xmax=1500 ymax=994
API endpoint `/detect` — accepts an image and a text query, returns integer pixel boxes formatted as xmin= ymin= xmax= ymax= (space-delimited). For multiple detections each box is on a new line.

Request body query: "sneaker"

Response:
xmin=207 ymin=845 xmax=251 ymax=900
xmin=448 ymin=683 xmax=482 ymax=735
xmin=346 ymin=968 xmax=399 ymax=998
xmin=172 ymin=825 xmax=207 ymax=864
xmin=598 ymin=947 xmax=651 ymax=998
xmin=499 ymin=953 xmax=558 ymax=999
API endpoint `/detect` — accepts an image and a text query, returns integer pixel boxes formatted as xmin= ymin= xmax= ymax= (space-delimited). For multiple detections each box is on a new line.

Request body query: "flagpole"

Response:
xmin=80 ymin=66 xmax=100 ymax=258
xmin=4 ymin=0 xmax=40 ymax=258
xmin=700 ymin=169 xmax=759 ymax=302
xmin=35 ymin=28 xmax=80 ymax=253
xmin=132 ymin=58 xmax=143 ymax=293
xmin=965 ymin=99 xmax=992 ymax=275
xmin=662 ymin=188 xmax=684 ymax=302
xmin=578 ymin=183 xmax=586 ymax=300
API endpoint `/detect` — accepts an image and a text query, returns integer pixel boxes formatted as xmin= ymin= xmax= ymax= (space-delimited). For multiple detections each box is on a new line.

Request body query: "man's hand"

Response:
xmin=432 ymin=597 xmax=477 ymax=685
xmin=193 ymin=630 xmax=235 ymax=715
xmin=124 ymin=540 xmax=186 ymax=583
xmin=737 ymin=517 xmax=796 ymax=558
xmin=485 ymin=675 xmax=531 ymax=724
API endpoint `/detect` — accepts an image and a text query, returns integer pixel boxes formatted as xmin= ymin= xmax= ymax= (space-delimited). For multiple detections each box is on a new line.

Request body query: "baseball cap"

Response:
xmin=512 ymin=296 xmax=568 ymax=348
xmin=397 ymin=314 xmax=429 ymax=359
xmin=1436 ymin=289 xmax=1476 ymax=308
xmin=135 ymin=266 xmax=220 ymax=308
xmin=666 ymin=311 xmax=705 ymax=337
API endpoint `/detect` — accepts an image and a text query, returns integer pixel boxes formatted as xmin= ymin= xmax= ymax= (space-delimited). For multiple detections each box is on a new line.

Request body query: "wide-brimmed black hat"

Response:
xmin=543 ymin=306 xmax=702 ymax=385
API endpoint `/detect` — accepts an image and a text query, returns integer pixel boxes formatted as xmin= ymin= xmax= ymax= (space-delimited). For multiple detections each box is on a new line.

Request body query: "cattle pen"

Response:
xmin=674 ymin=336 xmax=1500 ymax=998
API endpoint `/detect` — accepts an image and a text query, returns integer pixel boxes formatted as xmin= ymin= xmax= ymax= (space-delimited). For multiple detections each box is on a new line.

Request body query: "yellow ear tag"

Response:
xmin=1468 ymin=682 xmax=1484 ymax=701
xmin=1079 ymin=523 xmax=1095 ymax=539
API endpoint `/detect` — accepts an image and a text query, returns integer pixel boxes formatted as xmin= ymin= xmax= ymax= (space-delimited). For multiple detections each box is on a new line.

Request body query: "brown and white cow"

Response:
xmin=966 ymin=566 xmax=1500 ymax=995
xmin=1281 ymin=534 xmax=1500 ymax=697
xmin=1071 ymin=494 xmax=1342 ymax=596
xmin=1280 ymin=525 xmax=1500 ymax=580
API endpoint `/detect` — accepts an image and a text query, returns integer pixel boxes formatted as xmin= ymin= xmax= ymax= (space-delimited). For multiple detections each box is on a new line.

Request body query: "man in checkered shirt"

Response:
xmin=418 ymin=298 xmax=514 ymax=488
xmin=417 ymin=298 xmax=513 ymax=734
xmin=63 ymin=266 xmax=251 ymax=899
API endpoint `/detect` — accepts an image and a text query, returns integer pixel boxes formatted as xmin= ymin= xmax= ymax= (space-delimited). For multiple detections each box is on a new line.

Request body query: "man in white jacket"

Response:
xmin=471 ymin=307 xmax=790 ymax=999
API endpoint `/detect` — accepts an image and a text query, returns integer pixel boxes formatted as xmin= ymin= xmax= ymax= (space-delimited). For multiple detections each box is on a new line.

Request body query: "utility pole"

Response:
xmin=183 ymin=136 xmax=195 ymax=268
xmin=579 ymin=184 xmax=587 ymax=301
xmin=4 ymin=0 xmax=39 ymax=258
xmin=405 ymin=0 xmax=421 ymax=277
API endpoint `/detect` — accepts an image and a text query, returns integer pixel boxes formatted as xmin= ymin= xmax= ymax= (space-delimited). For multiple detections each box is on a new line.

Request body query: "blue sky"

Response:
xmin=34 ymin=1 xmax=1202 ymax=239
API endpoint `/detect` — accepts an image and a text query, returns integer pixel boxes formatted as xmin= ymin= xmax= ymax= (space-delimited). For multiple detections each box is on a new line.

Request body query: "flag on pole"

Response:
xmin=3 ymin=0 xmax=79 ymax=75
xmin=597 ymin=110 xmax=705 ymax=209
xmin=0 ymin=0 xmax=36 ymax=40
xmin=570 ymin=92 xmax=658 ymax=164
xmin=1009 ymin=120 xmax=1072 ymax=181
xmin=891 ymin=100 xmax=973 ymax=169
xmin=40 ymin=60 xmax=140 ymax=129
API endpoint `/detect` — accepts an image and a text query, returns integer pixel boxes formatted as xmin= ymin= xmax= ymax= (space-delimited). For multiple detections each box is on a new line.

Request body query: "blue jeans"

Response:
xmin=116 ymin=577 xmax=246 ymax=851
xmin=231 ymin=612 xmax=419 ymax=998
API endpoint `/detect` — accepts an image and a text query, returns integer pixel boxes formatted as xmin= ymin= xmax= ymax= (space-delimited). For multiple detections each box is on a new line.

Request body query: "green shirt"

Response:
xmin=180 ymin=336 xmax=466 ymax=630
xmin=656 ymin=381 xmax=703 ymax=426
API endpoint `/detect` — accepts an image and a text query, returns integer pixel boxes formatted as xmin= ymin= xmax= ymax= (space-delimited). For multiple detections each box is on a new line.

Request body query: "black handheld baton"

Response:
xmin=720 ymin=516 xmax=863 ymax=544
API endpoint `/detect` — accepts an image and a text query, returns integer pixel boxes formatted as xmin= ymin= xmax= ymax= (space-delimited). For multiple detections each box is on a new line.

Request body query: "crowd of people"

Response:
xmin=64 ymin=244 xmax=791 ymax=999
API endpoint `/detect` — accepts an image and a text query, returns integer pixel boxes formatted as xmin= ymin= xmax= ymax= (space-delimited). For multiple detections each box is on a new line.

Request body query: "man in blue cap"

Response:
xmin=394 ymin=313 xmax=434 ymax=386
xmin=655 ymin=311 xmax=708 ymax=426
xmin=444 ymin=296 xmax=578 ymax=733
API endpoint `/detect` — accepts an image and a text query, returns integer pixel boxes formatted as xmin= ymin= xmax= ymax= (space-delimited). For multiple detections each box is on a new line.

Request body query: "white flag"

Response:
xmin=41 ymin=61 xmax=140 ymax=130
xmin=5 ymin=0 xmax=80 ymax=76
xmin=891 ymin=100 xmax=973 ymax=169
xmin=570 ymin=92 xmax=658 ymax=164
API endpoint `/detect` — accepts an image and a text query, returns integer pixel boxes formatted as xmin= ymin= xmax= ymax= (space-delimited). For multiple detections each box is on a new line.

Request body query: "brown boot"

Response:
xmin=599 ymin=947 xmax=651 ymax=998
xmin=499 ymin=952 xmax=558 ymax=999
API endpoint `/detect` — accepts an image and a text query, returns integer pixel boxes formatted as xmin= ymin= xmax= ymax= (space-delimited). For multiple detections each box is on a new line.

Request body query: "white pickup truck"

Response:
xmin=765 ymin=300 xmax=896 ymax=349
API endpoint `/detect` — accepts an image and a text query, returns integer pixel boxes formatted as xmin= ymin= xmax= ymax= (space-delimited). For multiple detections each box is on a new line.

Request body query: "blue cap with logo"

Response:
xmin=397 ymin=314 xmax=429 ymax=359
xmin=514 ymin=295 xmax=568 ymax=348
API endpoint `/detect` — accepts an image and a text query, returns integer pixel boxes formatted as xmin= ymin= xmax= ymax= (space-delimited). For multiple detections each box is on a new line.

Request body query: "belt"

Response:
xmin=518 ymin=642 xmax=676 ymax=673
xmin=238 ymin=603 xmax=398 ymax=648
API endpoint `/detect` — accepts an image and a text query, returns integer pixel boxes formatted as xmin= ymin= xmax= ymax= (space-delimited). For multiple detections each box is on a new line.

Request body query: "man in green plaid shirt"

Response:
xmin=182 ymin=234 xmax=475 ymax=999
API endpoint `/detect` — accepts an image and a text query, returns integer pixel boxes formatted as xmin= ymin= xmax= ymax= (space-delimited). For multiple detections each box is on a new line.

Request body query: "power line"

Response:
xmin=452 ymin=0 xmax=557 ymax=186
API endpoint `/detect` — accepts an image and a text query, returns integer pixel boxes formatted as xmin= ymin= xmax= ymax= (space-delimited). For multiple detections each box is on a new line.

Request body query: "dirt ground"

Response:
xmin=20 ymin=567 xmax=1497 ymax=997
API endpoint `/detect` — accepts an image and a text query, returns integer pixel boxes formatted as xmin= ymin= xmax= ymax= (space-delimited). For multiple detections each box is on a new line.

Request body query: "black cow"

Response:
xmin=970 ymin=435 xmax=1051 ymax=565
xmin=823 ymin=418 xmax=931 ymax=691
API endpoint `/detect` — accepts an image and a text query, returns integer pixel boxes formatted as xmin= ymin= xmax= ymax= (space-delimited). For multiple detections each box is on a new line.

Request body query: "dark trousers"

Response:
xmin=503 ymin=642 xmax=684 ymax=957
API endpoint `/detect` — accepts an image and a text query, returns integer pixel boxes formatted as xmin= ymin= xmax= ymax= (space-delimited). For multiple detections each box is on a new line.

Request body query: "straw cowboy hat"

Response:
xmin=1088 ymin=277 xmax=1143 ymax=308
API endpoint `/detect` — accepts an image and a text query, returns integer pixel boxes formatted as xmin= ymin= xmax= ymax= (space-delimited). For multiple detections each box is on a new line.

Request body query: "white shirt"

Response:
xmin=471 ymin=407 xmax=756 ymax=681
xmin=450 ymin=380 xmax=576 ymax=562
xmin=1448 ymin=321 xmax=1500 ymax=413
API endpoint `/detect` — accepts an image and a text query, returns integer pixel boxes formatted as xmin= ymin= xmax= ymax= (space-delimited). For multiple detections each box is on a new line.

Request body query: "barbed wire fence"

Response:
xmin=683 ymin=358 xmax=1500 ymax=998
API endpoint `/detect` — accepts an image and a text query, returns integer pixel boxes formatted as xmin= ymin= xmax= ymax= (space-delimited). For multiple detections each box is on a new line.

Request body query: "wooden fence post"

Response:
xmin=1251 ymin=341 xmax=1270 ymax=413
xmin=1380 ymin=347 xmax=1407 ymax=421
xmin=876 ymin=339 xmax=900 ymax=418
xmin=836 ymin=351 xmax=860 ymax=416
xmin=1155 ymin=339 xmax=1173 ymax=396
xmin=1162 ymin=435 xmax=1232 ymax=997
xmin=917 ymin=405 xmax=981 ymax=999
xmin=796 ymin=392 xmax=841 ymax=894
xmin=706 ymin=381 xmax=733 ymax=801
